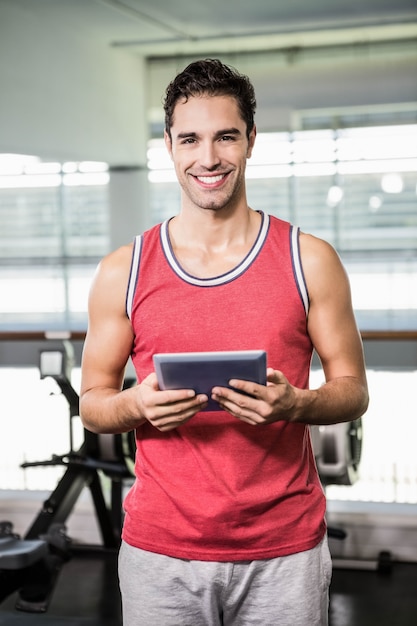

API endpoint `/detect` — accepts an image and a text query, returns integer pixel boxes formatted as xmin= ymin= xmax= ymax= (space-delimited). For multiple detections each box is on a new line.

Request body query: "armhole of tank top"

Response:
xmin=125 ymin=235 xmax=143 ymax=320
xmin=290 ymin=225 xmax=309 ymax=316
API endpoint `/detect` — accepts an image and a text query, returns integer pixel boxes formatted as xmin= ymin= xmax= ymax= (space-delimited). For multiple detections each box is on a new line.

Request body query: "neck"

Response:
xmin=171 ymin=205 xmax=257 ymax=248
xmin=167 ymin=208 xmax=262 ymax=279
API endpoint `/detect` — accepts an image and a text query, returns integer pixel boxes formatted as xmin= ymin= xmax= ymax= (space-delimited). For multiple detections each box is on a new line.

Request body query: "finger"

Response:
xmin=151 ymin=394 xmax=206 ymax=418
xmin=149 ymin=394 xmax=208 ymax=428
xmin=222 ymin=401 xmax=265 ymax=425
xmin=212 ymin=390 xmax=263 ymax=424
xmin=141 ymin=372 xmax=160 ymax=390
xmin=266 ymin=369 xmax=286 ymax=385
xmin=157 ymin=388 xmax=201 ymax=406
xmin=213 ymin=381 xmax=258 ymax=398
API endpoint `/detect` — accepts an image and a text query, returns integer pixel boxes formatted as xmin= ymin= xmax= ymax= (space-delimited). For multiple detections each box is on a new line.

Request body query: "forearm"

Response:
xmin=80 ymin=386 xmax=146 ymax=434
xmin=292 ymin=376 xmax=369 ymax=426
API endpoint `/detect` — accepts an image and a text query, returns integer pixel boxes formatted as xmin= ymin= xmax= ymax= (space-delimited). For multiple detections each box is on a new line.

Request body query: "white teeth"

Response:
xmin=197 ymin=174 xmax=224 ymax=184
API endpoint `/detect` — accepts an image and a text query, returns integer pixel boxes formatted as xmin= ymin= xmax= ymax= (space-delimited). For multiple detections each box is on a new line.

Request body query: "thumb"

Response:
xmin=266 ymin=368 xmax=286 ymax=386
xmin=141 ymin=372 xmax=160 ymax=390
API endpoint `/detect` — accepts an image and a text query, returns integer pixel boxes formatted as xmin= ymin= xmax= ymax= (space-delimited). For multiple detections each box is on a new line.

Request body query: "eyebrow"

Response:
xmin=175 ymin=127 xmax=243 ymax=141
xmin=216 ymin=127 xmax=242 ymax=138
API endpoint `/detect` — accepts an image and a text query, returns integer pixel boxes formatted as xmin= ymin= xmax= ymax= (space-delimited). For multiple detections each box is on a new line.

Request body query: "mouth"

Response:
xmin=194 ymin=173 xmax=228 ymax=187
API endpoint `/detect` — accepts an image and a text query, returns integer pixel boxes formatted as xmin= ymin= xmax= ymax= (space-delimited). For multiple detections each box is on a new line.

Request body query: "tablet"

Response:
xmin=153 ymin=350 xmax=267 ymax=411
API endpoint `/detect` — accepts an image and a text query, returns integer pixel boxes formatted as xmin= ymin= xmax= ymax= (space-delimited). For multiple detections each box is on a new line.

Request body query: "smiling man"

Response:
xmin=80 ymin=59 xmax=368 ymax=625
xmin=166 ymin=96 xmax=254 ymax=214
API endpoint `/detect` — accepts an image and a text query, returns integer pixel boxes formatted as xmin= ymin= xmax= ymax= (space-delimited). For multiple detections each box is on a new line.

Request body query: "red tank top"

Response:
xmin=122 ymin=212 xmax=326 ymax=561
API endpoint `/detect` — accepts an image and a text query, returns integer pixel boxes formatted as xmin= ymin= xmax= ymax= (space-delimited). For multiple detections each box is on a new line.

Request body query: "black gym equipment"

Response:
xmin=313 ymin=419 xmax=363 ymax=487
xmin=312 ymin=419 xmax=392 ymax=574
xmin=0 ymin=341 xmax=136 ymax=612
xmin=0 ymin=520 xmax=71 ymax=612
xmin=312 ymin=420 xmax=362 ymax=545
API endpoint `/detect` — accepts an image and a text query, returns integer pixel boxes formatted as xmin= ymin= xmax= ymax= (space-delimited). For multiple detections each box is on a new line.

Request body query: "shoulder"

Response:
xmin=299 ymin=231 xmax=342 ymax=266
xmin=89 ymin=243 xmax=134 ymax=311
xmin=299 ymin=231 xmax=350 ymax=302
xmin=96 ymin=242 xmax=134 ymax=282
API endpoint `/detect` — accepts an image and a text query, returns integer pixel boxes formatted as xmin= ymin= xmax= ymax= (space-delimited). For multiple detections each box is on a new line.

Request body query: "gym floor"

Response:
xmin=1 ymin=548 xmax=417 ymax=625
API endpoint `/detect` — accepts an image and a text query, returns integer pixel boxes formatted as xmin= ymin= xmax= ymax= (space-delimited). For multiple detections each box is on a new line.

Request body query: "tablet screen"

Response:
xmin=153 ymin=350 xmax=267 ymax=411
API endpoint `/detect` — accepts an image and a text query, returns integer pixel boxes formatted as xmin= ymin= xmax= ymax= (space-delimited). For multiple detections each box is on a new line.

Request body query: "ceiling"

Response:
xmin=114 ymin=0 xmax=417 ymax=55
xmin=4 ymin=0 xmax=417 ymax=58
xmin=1 ymin=0 xmax=416 ymax=164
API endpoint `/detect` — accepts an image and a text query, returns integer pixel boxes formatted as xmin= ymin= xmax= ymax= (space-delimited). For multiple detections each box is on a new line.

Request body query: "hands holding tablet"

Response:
xmin=135 ymin=351 xmax=300 ymax=432
xmin=137 ymin=367 xmax=298 ymax=433
xmin=211 ymin=368 xmax=298 ymax=426
xmin=134 ymin=372 xmax=209 ymax=432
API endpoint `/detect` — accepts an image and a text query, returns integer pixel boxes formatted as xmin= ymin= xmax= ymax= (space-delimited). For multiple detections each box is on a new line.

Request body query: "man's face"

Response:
xmin=164 ymin=95 xmax=256 ymax=213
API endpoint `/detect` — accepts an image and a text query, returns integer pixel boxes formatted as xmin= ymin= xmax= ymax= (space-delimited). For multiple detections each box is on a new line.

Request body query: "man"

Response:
xmin=80 ymin=58 xmax=368 ymax=625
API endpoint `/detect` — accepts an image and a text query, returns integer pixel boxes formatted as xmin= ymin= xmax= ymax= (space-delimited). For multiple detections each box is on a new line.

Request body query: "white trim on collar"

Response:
xmin=160 ymin=212 xmax=270 ymax=287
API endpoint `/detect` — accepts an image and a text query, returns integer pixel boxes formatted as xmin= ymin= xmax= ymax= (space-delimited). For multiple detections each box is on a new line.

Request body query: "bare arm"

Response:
xmin=212 ymin=233 xmax=369 ymax=425
xmin=290 ymin=232 xmax=369 ymax=424
xmin=79 ymin=245 xmax=142 ymax=434
xmin=80 ymin=245 xmax=208 ymax=435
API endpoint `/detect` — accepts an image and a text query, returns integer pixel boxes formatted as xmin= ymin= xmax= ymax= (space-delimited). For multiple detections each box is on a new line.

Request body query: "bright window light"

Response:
xmin=2 ymin=366 xmax=416 ymax=502
xmin=0 ymin=174 xmax=62 ymax=188
xmin=0 ymin=157 xmax=110 ymax=186
xmin=246 ymin=164 xmax=292 ymax=179
xmin=350 ymin=273 xmax=417 ymax=310
xmin=148 ymin=169 xmax=177 ymax=183
xmin=78 ymin=161 xmax=109 ymax=173
xmin=381 ymin=173 xmax=404 ymax=193
xmin=292 ymin=139 xmax=336 ymax=164
xmin=147 ymin=145 xmax=173 ymax=170
xmin=310 ymin=368 xmax=417 ymax=504
xmin=369 ymin=195 xmax=383 ymax=211
xmin=63 ymin=172 xmax=110 ymax=186
xmin=0 ymin=278 xmax=66 ymax=313
xmin=250 ymin=132 xmax=292 ymax=165
xmin=68 ymin=276 xmax=94 ymax=312
xmin=0 ymin=153 xmax=40 ymax=175
xmin=327 ymin=185 xmax=344 ymax=207
xmin=337 ymin=158 xmax=417 ymax=175
xmin=62 ymin=162 xmax=78 ymax=173
xmin=24 ymin=162 xmax=62 ymax=175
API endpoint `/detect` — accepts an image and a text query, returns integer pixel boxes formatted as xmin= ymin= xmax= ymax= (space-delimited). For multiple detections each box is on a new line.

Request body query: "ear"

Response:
xmin=164 ymin=130 xmax=173 ymax=160
xmin=246 ymin=124 xmax=257 ymax=159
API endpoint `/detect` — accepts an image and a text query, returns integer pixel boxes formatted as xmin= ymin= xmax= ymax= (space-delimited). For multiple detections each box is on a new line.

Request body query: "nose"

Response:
xmin=198 ymin=140 xmax=221 ymax=170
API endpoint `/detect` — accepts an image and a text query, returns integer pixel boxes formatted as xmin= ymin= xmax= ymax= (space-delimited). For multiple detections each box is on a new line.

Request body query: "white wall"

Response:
xmin=0 ymin=1 xmax=148 ymax=165
xmin=147 ymin=42 xmax=417 ymax=132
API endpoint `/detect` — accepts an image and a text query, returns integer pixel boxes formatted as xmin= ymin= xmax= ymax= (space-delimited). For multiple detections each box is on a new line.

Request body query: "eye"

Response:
xmin=180 ymin=137 xmax=196 ymax=145
xmin=220 ymin=135 xmax=234 ymax=142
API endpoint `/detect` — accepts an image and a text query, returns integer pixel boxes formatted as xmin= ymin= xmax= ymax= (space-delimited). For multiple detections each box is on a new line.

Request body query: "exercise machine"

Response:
xmin=0 ymin=341 xmax=136 ymax=612
xmin=311 ymin=420 xmax=392 ymax=573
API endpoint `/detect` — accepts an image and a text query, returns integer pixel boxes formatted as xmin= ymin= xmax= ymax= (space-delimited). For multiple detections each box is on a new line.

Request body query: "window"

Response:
xmin=0 ymin=159 xmax=109 ymax=330
xmin=148 ymin=124 xmax=417 ymax=331
xmin=1 ymin=366 xmax=416 ymax=505
xmin=0 ymin=122 xmax=416 ymax=502
xmin=310 ymin=367 xmax=417 ymax=504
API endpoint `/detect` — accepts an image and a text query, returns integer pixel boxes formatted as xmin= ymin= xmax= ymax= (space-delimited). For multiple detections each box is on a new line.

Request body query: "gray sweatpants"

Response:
xmin=118 ymin=536 xmax=332 ymax=626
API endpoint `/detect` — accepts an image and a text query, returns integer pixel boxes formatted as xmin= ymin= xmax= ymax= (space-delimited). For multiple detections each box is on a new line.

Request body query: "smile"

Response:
xmin=196 ymin=174 xmax=226 ymax=185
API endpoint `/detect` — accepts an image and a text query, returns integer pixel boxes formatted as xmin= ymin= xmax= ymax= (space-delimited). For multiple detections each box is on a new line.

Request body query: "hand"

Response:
xmin=137 ymin=373 xmax=208 ymax=432
xmin=211 ymin=368 xmax=298 ymax=426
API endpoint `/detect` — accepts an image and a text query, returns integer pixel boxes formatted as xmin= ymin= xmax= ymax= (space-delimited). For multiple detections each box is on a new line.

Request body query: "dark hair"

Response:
xmin=164 ymin=58 xmax=256 ymax=139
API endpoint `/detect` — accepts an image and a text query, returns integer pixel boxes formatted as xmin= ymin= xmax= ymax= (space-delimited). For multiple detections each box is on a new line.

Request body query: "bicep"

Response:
xmin=301 ymin=235 xmax=366 ymax=383
xmin=80 ymin=250 xmax=134 ymax=396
